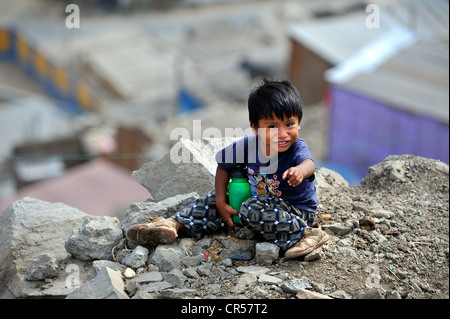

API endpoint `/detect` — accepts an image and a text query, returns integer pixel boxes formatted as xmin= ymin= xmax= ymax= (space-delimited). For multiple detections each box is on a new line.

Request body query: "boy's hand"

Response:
xmin=217 ymin=202 xmax=239 ymax=227
xmin=282 ymin=166 xmax=305 ymax=187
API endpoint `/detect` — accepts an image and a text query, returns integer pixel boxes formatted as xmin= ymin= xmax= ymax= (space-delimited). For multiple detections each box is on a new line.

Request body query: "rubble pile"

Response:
xmin=0 ymin=139 xmax=448 ymax=299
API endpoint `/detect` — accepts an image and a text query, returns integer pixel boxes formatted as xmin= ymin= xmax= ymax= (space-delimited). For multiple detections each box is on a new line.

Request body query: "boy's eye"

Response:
xmin=268 ymin=125 xmax=277 ymax=129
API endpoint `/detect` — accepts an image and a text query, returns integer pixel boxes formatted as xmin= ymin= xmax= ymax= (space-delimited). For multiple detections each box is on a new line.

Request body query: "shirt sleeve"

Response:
xmin=215 ymin=136 xmax=249 ymax=172
xmin=292 ymin=139 xmax=313 ymax=164
xmin=293 ymin=139 xmax=315 ymax=182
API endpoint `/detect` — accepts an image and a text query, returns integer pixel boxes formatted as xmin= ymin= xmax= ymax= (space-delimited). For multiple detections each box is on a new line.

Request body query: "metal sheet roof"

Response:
xmin=287 ymin=11 xmax=404 ymax=65
xmin=287 ymin=0 xmax=449 ymax=65
xmin=288 ymin=0 xmax=449 ymax=124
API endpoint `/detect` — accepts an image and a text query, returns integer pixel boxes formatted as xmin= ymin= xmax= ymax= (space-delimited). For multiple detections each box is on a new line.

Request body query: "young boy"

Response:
xmin=127 ymin=78 xmax=328 ymax=259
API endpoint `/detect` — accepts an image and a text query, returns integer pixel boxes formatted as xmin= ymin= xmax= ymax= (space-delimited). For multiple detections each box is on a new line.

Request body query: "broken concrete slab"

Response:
xmin=121 ymin=192 xmax=199 ymax=233
xmin=0 ymin=197 xmax=95 ymax=298
xmin=132 ymin=137 xmax=236 ymax=201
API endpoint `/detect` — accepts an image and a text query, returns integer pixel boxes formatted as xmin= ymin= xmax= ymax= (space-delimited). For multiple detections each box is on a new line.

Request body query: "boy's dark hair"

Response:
xmin=248 ymin=77 xmax=303 ymax=127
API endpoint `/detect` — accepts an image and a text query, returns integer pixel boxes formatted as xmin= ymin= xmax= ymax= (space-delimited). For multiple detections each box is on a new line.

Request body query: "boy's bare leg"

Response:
xmin=166 ymin=217 xmax=185 ymax=231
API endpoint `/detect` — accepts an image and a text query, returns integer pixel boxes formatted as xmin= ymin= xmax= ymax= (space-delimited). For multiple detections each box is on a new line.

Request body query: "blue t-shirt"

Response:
xmin=215 ymin=135 xmax=318 ymax=212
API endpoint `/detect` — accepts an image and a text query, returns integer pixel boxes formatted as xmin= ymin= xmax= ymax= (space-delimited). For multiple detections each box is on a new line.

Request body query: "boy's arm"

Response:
xmin=282 ymin=158 xmax=315 ymax=187
xmin=215 ymin=166 xmax=238 ymax=227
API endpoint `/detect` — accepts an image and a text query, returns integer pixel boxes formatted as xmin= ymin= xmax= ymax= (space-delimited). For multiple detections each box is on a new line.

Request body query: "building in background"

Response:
xmin=287 ymin=0 xmax=449 ymax=183
xmin=0 ymin=158 xmax=151 ymax=218
xmin=326 ymin=36 xmax=448 ymax=180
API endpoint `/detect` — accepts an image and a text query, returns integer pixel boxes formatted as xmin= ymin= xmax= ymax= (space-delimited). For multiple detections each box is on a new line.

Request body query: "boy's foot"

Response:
xmin=284 ymin=225 xmax=329 ymax=259
xmin=126 ymin=217 xmax=178 ymax=246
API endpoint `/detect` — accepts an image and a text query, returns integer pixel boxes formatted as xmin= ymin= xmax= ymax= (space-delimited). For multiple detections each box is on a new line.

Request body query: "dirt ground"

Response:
xmin=187 ymin=155 xmax=449 ymax=299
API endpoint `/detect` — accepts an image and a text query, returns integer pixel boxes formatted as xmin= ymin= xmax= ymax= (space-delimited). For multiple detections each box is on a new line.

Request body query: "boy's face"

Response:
xmin=251 ymin=114 xmax=300 ymax=155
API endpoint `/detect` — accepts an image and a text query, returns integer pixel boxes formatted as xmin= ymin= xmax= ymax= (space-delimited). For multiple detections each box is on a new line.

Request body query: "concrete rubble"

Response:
xmin=0 ymin=139 xmax=448 ymax=299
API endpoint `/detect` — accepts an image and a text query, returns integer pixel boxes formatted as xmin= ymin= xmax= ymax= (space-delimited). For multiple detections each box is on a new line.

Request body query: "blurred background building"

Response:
xmin=0 ymin=0 xmax=448 ymax=217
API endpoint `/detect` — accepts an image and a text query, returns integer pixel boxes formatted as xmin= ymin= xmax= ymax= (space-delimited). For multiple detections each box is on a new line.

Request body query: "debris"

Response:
xmin=1 ymin=154 xmax=448 ymax=300
xmin=122 ymin=268 xmax=136 ymax=279
xmin=359 ymin=216 xmax=376 ymax=230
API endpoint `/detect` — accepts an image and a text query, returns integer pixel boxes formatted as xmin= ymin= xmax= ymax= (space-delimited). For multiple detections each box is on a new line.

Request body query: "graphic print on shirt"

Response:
xmin=265 ymin=175 xmax=281 ymax=196
xmin=248 ymin=169 xmax=282 ymax=197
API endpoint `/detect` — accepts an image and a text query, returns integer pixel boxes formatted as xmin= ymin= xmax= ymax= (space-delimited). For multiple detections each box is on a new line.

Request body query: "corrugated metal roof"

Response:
xmin=287 ymin=0 xmax=449 ymax=64
xmin=287 ymin=11 xmax=404 ymax=65
xmin=387 ymin=0 xmax=449 ymax=40
xmin=0 ymin=158 xmax=151 ymax=217
xmin=289 ymin=0 xmax=449 ymax=124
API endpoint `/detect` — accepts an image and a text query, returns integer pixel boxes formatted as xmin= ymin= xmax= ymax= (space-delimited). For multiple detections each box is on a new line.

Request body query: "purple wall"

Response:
xmin=327 ymin=86 xmax=449 ymax=179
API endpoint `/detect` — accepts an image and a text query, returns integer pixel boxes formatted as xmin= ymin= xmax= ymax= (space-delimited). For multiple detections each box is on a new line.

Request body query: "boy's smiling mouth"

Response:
xmin=274 ymin=140 xmax=292 ymax=152
xmin=277 ymin=140 xmax=289 ymax=146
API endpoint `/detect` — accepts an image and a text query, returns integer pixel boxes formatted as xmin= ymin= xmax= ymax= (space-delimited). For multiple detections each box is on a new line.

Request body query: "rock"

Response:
xmin=65 ymin=216 xmax=124 ymax=261
xmin=282 ymin=277 xmax=312 ymax=294
xmin=221 ymin=258 xmax=233 ymax=267
xmin=258 ymin=274 xmax=282 ymax=285
xmin=92 ymin=260 xmax=126 ymax=273
xmin=196 ymin=265 xmax=212 ymax=277
xmin=252 ymin=286 xmax=269 ymax=298
xmin=304 ymin=249 xmax=323 ymax=262
xmin=149 ymin=244 xmax=183 ymax=272
xmin=219 ymin=237 xmax=257 ymax=260
xmin=135 ymin=271 xmax=163 ymax=284
xmin=124 ymin=280 xmax=140 ymax=297
xmin=322 ymin=223 xmax=352 ymax=236
xmin=361 ymin=155 xmax=448 ymax=191
xmin=182 ymin=254 xmax=204 ymax=267
xmin=25 ymin=253 xmax=59 ymax=281
xmin=192 ymin=238 xmax=213 ymax=255
xmin=159 ymin=288 xmax=198 ymax=299
xmin=121 ymin=193 xmax=199 ymax=233
xmin=354 ymin=288 xmax=384 ymax=299
xmin=352 ymin=202 xmax=372 ymax=214
xmin=296 ymin=288 xmax=332 ymax=299
xmin=329 ymin=290 xmax=352 ymax=299
xmin=1 ymin=153 xmax=448 ymax=300
xmin=337 ymin=246 xmax=358 ymax=258
xmin=359 ymin=216 xmax=376 ymax=230
xmin=137 ymin=281 xmax=173 ymax=295
xmin=233 ymin=273 xmax=257 ymax=293
xmin=122 ymin=246 xmax=149 ymax=269
xmin=132 ymin=138 xmax=235 ymax=201
xmin=386 ymin=290 xmax=402 ymax=299
xmin=236 ymin=266 xmax=270 ymax=275
xmin=178 ymin=238 xmax=197 ymax=253
xmin=371 ymin=209 xmax=394 ymax=219
xmin=0 ymin=197 xmax=94 ymax=298
xmin=362 ymin=158 xmax=408 ymax=185
xmin=314 ymin=167 xmax=349 ymax=195
xmin=122 ymin=268 xmax=136 ymax=279
xmin=162 ymin=269 xmax=188 ymax=287
xmin=255 ymin=242 xmax=280 ymax=266
xmin=66 ymin=267 xmax=129 ymax=299
xmin=182 ymin=267 xmax=200 ymax=279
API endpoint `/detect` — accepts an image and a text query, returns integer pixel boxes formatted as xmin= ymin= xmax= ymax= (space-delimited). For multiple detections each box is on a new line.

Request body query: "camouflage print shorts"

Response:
xmin=172 ymin=190 xmax=315 ymax=250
